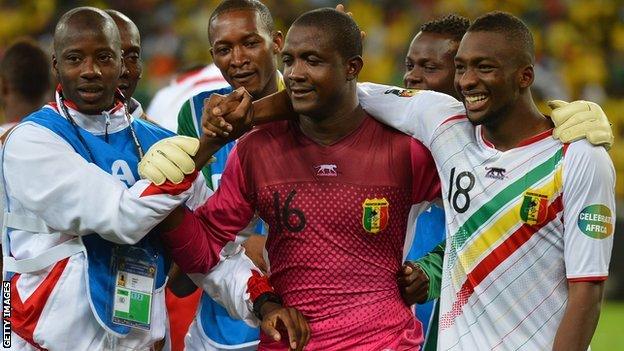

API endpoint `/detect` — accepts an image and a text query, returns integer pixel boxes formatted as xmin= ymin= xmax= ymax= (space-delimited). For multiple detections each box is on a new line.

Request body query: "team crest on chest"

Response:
xmin=519 ymin=191 xmax=549 ymax=225
xmin=362 ymin=198 xmax=389 ymax=233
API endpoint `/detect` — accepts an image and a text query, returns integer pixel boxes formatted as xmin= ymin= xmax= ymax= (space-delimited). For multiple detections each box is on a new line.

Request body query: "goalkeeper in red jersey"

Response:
xmin=141 ymin=8 xmax=441 ymax=350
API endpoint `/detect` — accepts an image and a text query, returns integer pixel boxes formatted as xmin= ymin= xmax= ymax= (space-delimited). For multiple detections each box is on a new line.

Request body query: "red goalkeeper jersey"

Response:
xmin=168 ymin=116 xmax=440 ymax=350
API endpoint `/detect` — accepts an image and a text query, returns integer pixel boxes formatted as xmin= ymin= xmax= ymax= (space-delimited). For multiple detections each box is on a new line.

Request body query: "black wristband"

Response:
xmin=253 ymin=292 xmax=283 ymax=320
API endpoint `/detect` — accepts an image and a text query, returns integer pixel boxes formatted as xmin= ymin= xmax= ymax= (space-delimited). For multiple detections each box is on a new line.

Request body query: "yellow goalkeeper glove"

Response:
xmin=138 ymin=136 xmax=199 ymax=185
xmin=549 ymin=100 xmax=614 ymax=150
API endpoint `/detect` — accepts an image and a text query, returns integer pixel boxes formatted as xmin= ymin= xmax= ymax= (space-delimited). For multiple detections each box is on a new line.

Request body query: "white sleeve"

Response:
xmin=2 ymin=123 xmax=193 ymax=245
xmin=185 ymin=176 xmax=213 ymax=211
xmin=188 ymin=242 xmax=260 ymax=327
xmin=562 ymin=141 xmax=615 ymax=280
xmin=357 ymin=82 xmax=465 ymax=147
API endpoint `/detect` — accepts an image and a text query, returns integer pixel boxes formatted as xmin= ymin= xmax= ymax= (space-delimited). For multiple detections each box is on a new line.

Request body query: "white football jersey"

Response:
xmin=359 ymin=83 xmax=615 ymax=350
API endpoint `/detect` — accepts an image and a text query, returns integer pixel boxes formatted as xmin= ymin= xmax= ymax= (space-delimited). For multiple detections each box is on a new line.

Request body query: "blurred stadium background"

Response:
xmin=0 ymin=0 xmax=622 ymax=349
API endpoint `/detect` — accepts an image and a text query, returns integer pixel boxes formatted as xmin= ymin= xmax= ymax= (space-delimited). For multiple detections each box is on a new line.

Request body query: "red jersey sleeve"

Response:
xmin=410 ymin=138 xmax=441 ymax=203
xmin=161 ymin=146 xmax=256 ymax=274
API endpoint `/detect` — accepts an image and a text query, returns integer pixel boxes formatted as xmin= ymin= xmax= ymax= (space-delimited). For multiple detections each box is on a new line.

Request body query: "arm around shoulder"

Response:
xmin=357 ymin=82 xmax=465 ymax=145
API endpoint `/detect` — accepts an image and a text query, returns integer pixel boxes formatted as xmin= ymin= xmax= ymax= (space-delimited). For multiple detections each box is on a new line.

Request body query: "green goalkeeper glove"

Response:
xmin=138 ymin=136 xmax=199 ymax=185
xmin=549 ymin=100 xmax=614 ymax=150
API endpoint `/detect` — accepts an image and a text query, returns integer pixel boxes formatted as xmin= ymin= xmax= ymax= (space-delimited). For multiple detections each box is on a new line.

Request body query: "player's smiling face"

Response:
xmin=454 ymin=31 xmax=523 ymax=126
xmin=209 ymin=10 xmax=282 ymax=99
xmin=403 ymin=31 xmax=459 ymax=98
xmin=282 ymin=25 xmax=349 ymax=119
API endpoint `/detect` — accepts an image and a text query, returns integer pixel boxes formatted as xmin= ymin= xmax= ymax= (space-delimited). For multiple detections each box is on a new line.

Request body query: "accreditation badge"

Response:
xmin=111 ymin=246 xmax=157 ymax=330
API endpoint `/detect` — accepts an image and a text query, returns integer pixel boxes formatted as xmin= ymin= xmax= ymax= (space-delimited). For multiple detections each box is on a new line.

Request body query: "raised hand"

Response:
xmin=138 ymin=136 xmax=199 ymax=185
xmin=202 ymin=87 xmax=254 ymax=139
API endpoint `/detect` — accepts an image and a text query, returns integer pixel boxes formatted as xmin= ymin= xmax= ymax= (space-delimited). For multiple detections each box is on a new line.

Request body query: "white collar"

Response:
xmin=128 ymin=98 xmax=144 ymax=120
xmin=52 ymin=90 xmax=133 ymax=136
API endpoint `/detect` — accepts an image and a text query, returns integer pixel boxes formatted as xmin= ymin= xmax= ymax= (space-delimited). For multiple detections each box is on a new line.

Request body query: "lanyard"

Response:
xmin=58 ymin=92 xmax=144 ymax=161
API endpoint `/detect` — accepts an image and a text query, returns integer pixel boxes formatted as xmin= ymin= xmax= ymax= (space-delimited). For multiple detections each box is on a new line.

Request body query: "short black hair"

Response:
xmin=54 ymin=7 xmax=120 ymax=57
xmin=468 ymin=11 xmax=535 ymax=63
xmin=420 ymin=14 xmax=470 ymax=42
xmin=208 ymin=0 xmax=274 ymax=42
xmin=291 ymin=8 xmax=362 ymax=59
xmin=0 ymin=39 xmax=51 ymax=103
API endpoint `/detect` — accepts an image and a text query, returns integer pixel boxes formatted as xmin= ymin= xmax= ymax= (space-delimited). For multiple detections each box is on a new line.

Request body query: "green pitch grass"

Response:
xmin=592 ymin=301 xmax=624 ymax=350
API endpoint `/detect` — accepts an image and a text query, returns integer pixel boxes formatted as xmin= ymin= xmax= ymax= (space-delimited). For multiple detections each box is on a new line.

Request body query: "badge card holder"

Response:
xmin=111 ymin=246 xmax=158 ymax=331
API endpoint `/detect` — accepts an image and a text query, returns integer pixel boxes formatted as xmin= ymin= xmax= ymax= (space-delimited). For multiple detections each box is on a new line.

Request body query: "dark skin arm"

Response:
xmin=173 ymin=89 xmax=270 ymax=272
xmin=553 ymin=281 xmax=605 ymax=351
xmin=241 ymin=233 xmax=268 ymax=274
xmin=193 ymin=125 xmax=233 ymax=169
xmin=250 ymin=89 xmax=295 ymax=125
xmin=155 ymin=91 xmax=253 ymax=231
xmin=202 ymin=89 xmax=295 ymax=138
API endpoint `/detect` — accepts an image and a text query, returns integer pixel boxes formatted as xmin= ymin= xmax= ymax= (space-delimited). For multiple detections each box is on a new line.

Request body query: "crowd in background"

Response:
xmin=1 ymin=1 xmax=622 ymax=95
xmin=0 ymin=0 xmax=622 ymax=218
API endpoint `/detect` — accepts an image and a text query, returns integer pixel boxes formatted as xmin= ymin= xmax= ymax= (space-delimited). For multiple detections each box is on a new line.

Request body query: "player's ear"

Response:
xmin=345 ymin=55 xmax=363 ymax=81
xmin=518 ymin=64 xmax=534 ymax=89
xmin=272 ymin=31 xmax=284 ymax=53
